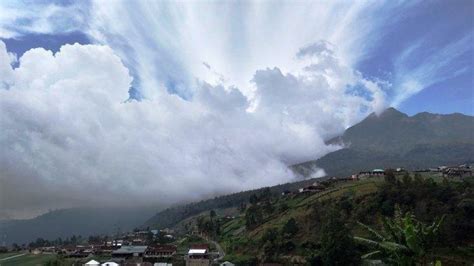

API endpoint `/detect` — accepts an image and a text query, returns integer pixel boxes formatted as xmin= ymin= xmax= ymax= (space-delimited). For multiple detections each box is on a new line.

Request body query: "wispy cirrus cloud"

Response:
xmin=391 ymin=33 xmax=473 ymax=107
xmin=0 ymin=1 xmax=88 ymax=39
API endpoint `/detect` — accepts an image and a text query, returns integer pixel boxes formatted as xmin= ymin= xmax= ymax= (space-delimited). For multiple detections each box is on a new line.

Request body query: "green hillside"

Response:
xmin=184 ymin=173 xmax=474 ymax=265
xmin=293 ymin=108 xmax=474 ymax=177
xmin=143 ymin=178 xmax=319 ymax=229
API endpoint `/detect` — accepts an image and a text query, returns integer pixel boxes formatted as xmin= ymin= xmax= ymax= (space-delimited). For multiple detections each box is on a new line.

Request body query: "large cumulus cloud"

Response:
xmin=0 ymin=40 xmax=385 ymax=218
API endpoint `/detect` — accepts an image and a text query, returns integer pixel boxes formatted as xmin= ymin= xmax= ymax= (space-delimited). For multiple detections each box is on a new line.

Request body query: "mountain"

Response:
xmin=0 ymin=207 xmax=158 ymax=245
xmin=293 ymin=108 xmax=474 ymax=177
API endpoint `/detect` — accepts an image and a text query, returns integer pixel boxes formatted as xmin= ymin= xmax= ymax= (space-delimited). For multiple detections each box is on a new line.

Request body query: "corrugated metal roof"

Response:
xmin=188 ymin=248 xmax=207 ymax=254
xmin=112 ymin=245 xmax=148 ymax=254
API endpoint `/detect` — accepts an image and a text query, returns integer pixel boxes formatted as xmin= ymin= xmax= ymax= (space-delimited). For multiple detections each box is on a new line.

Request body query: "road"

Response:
xmin=195 ymin=234 xmax=225 ymax=261
xmin=209 ymin=239 xmax=225 ymax=261
xmin=0 ymin=253 xmax=26 ymax=261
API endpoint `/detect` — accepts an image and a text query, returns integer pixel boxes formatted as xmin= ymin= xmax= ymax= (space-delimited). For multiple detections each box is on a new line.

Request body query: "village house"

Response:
xmin=101 ymin=262 xmax=120 ymax=266
xmin=298 ymin=182 xmax=326 ymax=193
xmin=161 ymin=228 xmax=175 ymax=235
xmin=357 ymin=169 xmax=385 ymax=178
xmin=62 ymin=245 xmax=90 ymax=258
xmin=40 ymin=246 xmax=56 ymax=254
xmin=144 ymin=244 xmax=177 ymax=258
xmin=93 ymin=244 xmax=114 ymax=255
xmin=442 ymin=165 xmax=472 ymax=179
xmin=31 ymin=248 xmax=42 ymax=255
xmin=85 ymin=260 xmax=100 ymax=266
xmin=112 ymin=245 xmax=148 ymax=262
xmin=106 ymin=239 xmax=123 ymax=248
xmin=185 ymin=244 xmax=210 ymax=266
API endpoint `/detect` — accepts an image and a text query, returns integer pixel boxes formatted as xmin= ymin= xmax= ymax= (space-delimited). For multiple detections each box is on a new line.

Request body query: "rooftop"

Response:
xmin=188 ymin=249 xmax=207 ymax=255
xmin=112 ymin=245 xmax=148 ymax=254
xmin=148 ymin=244 xmax=177 ymax=252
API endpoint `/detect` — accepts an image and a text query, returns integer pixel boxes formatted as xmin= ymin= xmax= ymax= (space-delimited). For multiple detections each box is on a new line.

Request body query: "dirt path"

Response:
xmin=0 ymin=253 xmax=26 ymax=261
xmin=209 ymin=239 xmax=225 ymax=261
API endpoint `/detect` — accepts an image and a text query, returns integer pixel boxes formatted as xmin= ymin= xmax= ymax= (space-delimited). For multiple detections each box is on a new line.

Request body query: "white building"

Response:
xmin=85 ymin=260 xmax=100 ymax=266
xmin=101 ymin=262 xmax=119 ymax=266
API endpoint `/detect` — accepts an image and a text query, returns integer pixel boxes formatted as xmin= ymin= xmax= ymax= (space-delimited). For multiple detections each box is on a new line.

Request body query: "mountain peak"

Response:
xmin=379 ymin=107 xmax=407 ymax=118
xmin=363 ymin=107 xmax=407 ymax=122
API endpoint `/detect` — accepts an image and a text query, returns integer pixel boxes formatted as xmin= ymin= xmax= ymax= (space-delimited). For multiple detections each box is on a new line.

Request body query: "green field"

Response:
xmin=0 ymin=253 xmax=22 ymax=260
xmin=0 ymin=254 xmax=55 ymax=266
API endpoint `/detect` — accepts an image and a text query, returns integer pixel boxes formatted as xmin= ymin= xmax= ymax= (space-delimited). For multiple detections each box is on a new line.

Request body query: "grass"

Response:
xmin=0 ymin=254 xmax=55 ymax=266
xmin=219 ymin=178 xmax=383 ymax=242
xmin=0 ymin=253 xmax=114 ymax=266
xmin=0 ymin=253 xmax=22 ymax=260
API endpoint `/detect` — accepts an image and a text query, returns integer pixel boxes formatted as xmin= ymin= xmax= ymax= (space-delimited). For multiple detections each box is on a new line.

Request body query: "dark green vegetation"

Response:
xmin=293 ymin=108 xmax=474 ymax=177
xmin=355 ymin=207 xmax=445 ymax=265
xmin=0 ymin=207 xmax=157 ymax=245
xmin=198 ymin=173 xmax=474 ymax=265
xmin=144 ymin=178 xmax=318 ymax=229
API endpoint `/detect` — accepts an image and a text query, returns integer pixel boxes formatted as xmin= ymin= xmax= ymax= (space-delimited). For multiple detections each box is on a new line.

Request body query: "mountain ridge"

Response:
xmin=0 ymin=207 xmax=158 ymax=245
xmin=294 ymin=107 xmax=474 ymax=177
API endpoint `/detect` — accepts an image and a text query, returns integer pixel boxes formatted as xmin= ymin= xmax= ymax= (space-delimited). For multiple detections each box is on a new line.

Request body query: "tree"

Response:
xmin=282 ymin=218 xmax=298 ymax=237
xmin=245 ymin=205 xmax=263 ymax=228
xmin=262 ymin=201 xmax=275 ymax=215
xmin=354 ymin=207 xmax=445 ymax=265
xmin=261 ymin=228 xmax=279 ymax=262
xmin=278 ymin=202 xmax=289 ymax=212
xmin=320 ymin=210 xmax=360 ymax=265
xmin=238 ymin=203 xmax=247 ymax=213
xmin=402 ymin=172 xmax=412 ymax=187
xmin=249 ymin=194 xmax=259 ymax=205
xmin=384 ymin=169 xmax=397 ymax=184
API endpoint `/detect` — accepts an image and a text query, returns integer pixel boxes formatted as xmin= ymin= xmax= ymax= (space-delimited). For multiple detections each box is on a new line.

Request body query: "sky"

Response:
xmin=0 ymin=0 xmax=473 ymax=219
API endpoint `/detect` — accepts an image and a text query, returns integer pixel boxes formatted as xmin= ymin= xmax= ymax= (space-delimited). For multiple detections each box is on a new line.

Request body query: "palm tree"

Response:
xmin=354 ymin=207 xmax=445 ymax=265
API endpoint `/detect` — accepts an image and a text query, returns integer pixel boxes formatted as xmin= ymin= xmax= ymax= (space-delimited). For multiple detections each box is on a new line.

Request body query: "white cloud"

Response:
xmin=0 ymin=39 xmax=385 ymax=218
xmin=0 ymin=1 xmax=87 ymax=38
xmin=5 ymin=1 xmax=470 ymax=219
xmin=86 ymin=1 xmax=402 ymax=100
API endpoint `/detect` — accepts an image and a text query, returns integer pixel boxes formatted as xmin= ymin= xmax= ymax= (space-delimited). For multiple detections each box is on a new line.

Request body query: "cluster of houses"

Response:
xmin=289 ymin=164 xmax=472 ymax=196
xmin=10 ymin=225 xmax=229 ymax=266
xmin=110 ymin=244 xmax=177 ymax=264
xmin=425 ymin=164 xmax=473 ymax=178
xmin=287 ymin=169 xmax=387 ymax=196
xmin=80 ymin=243 xmax=229 ymax=266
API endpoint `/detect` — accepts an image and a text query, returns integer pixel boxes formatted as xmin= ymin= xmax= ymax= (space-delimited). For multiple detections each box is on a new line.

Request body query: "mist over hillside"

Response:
xmin=0 ymin=207 xmax=158 ymax=245
xmin=293 ymin=108 xmax=474 ymax=177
